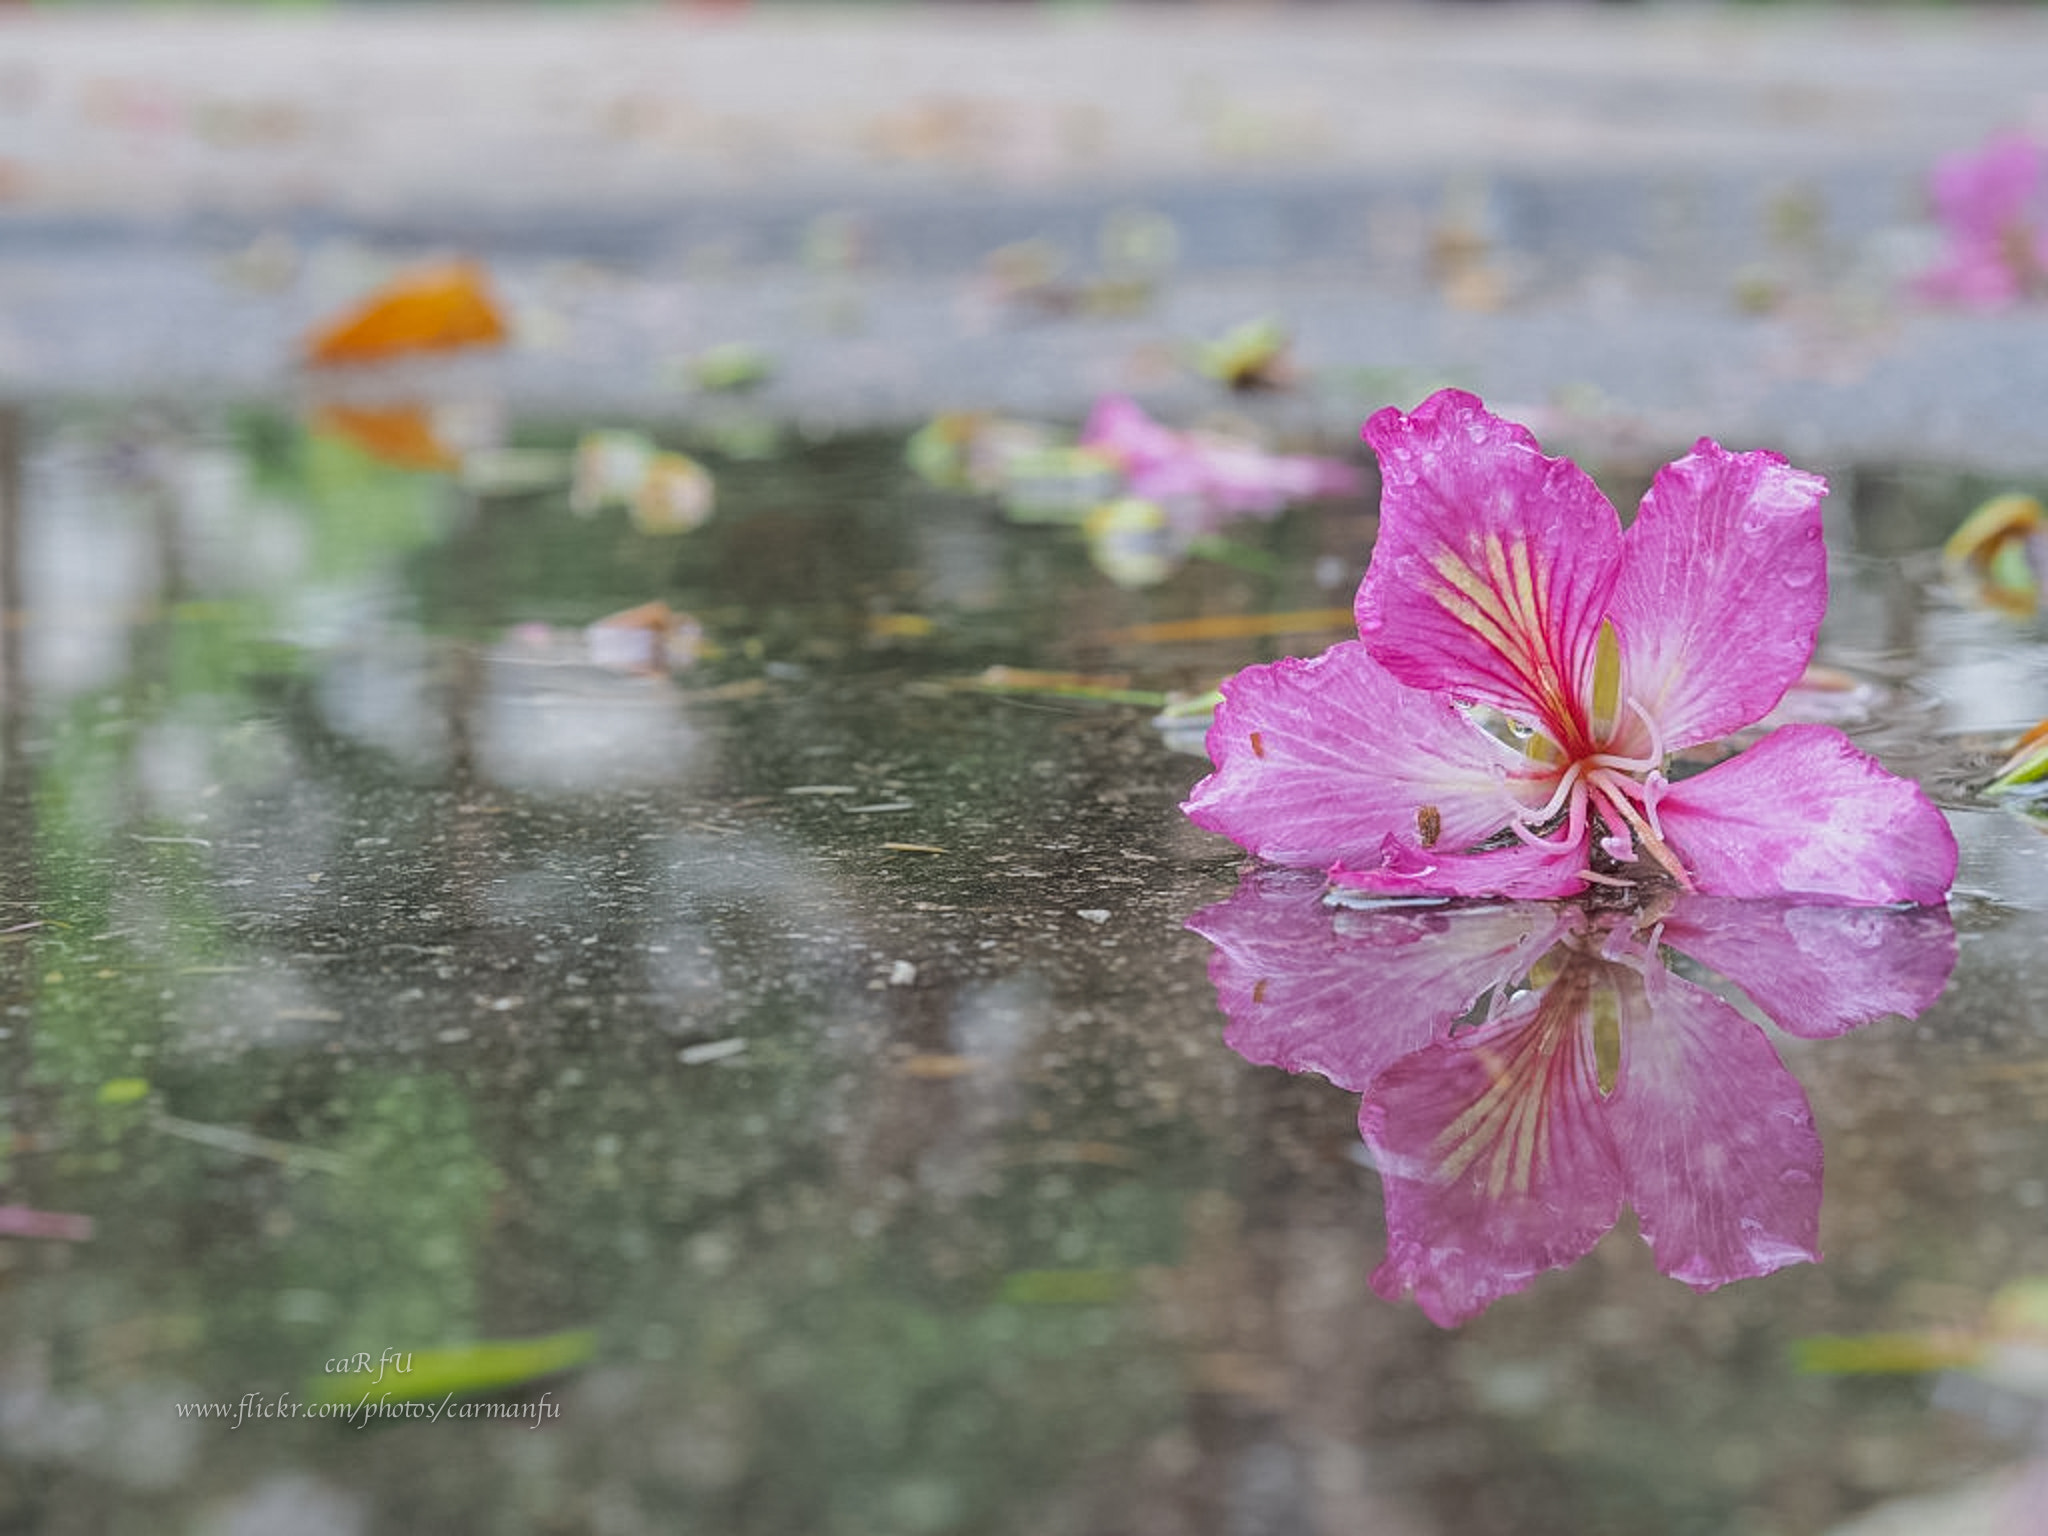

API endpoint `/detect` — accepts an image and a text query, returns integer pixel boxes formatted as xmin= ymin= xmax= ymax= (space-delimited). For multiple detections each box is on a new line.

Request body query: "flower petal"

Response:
xmin=1656 ymin=895 xmax=1957 ymax=1040
xmin=1328 ymin=833 xmax=1592 ymax=901
xmin=1364 ymin=985 xmax=1624 ymax=1327
xmin=1607 ymin=439 xmax=1828 ymax=752
xmin=1358 ymin=389 xmax=1621 ymax=749
xmin=1187 ymin=871 xmax=1575 ymax=1091
xmin=1080 ymin=394 xmax=1361 ymax=533
xmin=1930 ymin=131 xmax=2043 ymax=243
xmin=1184 ymin=640 xmax=1547 ymax=869
xmin=1164 ymin=436 xmax=1363 ymax=524
xmin=1078 ymin=394 xmax=1183 ymax=478
xmin=1656 ymin=726 xmax=1958 ymax=904
xmin=1609 ymin=965 xmax=1824 ymax=1290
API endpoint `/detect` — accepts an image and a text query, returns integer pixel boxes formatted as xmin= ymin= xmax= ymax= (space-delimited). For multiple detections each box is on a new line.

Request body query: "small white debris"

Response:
xmin=680 ymin=1037 xmax=748 ymax=1066
xmin=436 ymin=1028 xmax=472 ymax=1044
xmin=845 ymin=802 xmax=915 ymax=814
xmin=888 ymin=960 xmax=919 ymax=987
xmin=1075 ymin=909 xmax=1111 ymax=925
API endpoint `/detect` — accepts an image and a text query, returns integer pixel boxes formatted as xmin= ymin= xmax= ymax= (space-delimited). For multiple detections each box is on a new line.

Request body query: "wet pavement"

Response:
xmin=4 ymin=8 xmax=2048 ymax=1536
xmin=0 ymin=397 xmax=2039 ymax=1534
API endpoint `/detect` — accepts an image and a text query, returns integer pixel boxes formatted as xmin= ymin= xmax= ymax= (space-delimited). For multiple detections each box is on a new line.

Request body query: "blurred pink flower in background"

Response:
xmin=1079 ymin=394 xmax=1361 ymax=535
xmin=1915 ymin=131 xmax=2048 ymax=309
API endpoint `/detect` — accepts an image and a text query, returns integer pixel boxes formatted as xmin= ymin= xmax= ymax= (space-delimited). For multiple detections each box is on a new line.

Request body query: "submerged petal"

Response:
xmin=1608 ymin=441 xmax=1829 ymax=751
xmin=1656 ymin=726 xmax=1958 ymax=905
xmin=1358 ymin=389 xmax=1622 ymax=750
xmin=1184 ymin=641 xmax=1547 ymax=869
xmin=1610 ymin=966 xmax=1824 ymax=1291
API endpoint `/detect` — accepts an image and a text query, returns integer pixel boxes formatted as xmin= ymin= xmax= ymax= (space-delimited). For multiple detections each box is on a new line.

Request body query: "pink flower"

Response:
xmin=1915 ymin=132 xmax=2048 ymax=310
xmin=1184 ymin=390 xmax=1956 ymax=905
xmin=1188 ymin=870 xmax=1957 ymax=1326
xmin=1079 ymin=395 xmax=1361 ymax=535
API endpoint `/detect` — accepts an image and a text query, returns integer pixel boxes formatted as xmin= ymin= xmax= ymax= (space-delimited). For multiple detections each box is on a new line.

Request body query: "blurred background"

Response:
xmin=7 ymin=1 xmax=2048 ymax=461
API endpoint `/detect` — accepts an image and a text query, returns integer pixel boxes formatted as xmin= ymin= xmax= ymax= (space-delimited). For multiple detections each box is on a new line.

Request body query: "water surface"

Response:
xmin=1 ymin=403 xmax=2045 ymax=1535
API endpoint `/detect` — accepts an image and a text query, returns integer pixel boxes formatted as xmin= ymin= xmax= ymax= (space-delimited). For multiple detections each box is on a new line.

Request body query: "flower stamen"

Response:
xmin=1506 ymin=777 xmax=1589 ymax=852
xmin=1584 ymin=695 xmax=1668 ymax=776
xmin=1589 ymin=768 xmax=1695 ymax=891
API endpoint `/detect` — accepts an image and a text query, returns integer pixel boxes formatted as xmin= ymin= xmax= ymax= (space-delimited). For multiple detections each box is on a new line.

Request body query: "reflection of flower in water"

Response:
xmin=1189 ymin=871 xmax=1956 ymax=1326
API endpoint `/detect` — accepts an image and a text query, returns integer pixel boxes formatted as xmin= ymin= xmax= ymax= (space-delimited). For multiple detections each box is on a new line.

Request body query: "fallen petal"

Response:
xmin=1327 ymin=832 xmax=1593 ymax=902
xmin=1358 ymin=388 xmax=1622 ymax=746
xmin=1656 ymin=725 xmax=1958 ymax=904
xmin=1607 ymin=438 xmax=1828 ymax=752
xmin=1184 ymin=640 xmax=1549 ymax=870
xmin=302 ymin=260 xmax=509 ymax=366
xmin=0 ymin=1206 xmax=94 ymax=1241
xmin=1987 ymin=718 xmax=2048 ymax=794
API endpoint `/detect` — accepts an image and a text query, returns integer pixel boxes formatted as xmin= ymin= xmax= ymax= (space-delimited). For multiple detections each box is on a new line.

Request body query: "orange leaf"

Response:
xmin=310 ymin=401 xmax=458 ymax=471
xmin=303 ymin=260 xmax=508 ymax=367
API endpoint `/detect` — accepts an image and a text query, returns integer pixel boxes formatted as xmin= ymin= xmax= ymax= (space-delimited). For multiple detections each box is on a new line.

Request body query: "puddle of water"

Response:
xmin=1 ymin=401 xmax=2046 ymax=1533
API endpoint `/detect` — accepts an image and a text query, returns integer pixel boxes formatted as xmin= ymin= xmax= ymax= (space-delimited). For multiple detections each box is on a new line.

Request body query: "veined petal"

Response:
xmin=1328 ymin=833 xmax=1592 ymax=901
xmin=1358 ymin=390 xmax=1622 ymax=751
xmin=1656 ymin=726 xmax=1958 ymax=904
xmin=1364 ymin=982 xmax=1624 ymax=1328
xmin=1184 ymin=641 xmax=1548 ymax=868
xmin=1610 ymin=967 xmax=1823 ymax=1290
xmin=1657 ymin=895 xmax=1957 ymax=1040
xmin=1607 ymin=440 xmax=1828 ymax=752
xmin=1187 ymin=870 xmax=1573 ymax=1091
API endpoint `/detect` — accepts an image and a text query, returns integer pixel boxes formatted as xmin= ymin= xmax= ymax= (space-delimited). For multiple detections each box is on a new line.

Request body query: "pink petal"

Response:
xmin=1930 ymin=132 xmax=2043 ymax=242
xmin=1177 ymin=438 xmax=1362 ymax=520
xmin=1913 ymin=244 xmax=2025 ymax=310
xmin=0 ymin=1206 xmax=94 ymax=1242
xmin=1078 ymin=394 xmax=1182 ymax=474
xmin=1084 ymin=394 xmax=1363 ymax=532
xmin=1656 ymin=725 xmax=1959 ymax=904
xmin=1913 ymin=135 xmax=2043 ymax=309
xmin=1609 ymin=966 xmax=1823 ymax=1291
xmin=1657 ymin=895 xmax=1957 ymax=1040
xmin=1184 ymin=641 xmax=1550 ymax=869
xmin=1187 ymin=871 xmax=1575 ymax=1090
xmin=1607 ymin=440 xmax=1829 ymax=752
xmin=1365 ymin=987 xmax=1624 ymax=1327
xmin=1327 ymin=832 xmax=1593 ymax=901
xmin=1358 ymin=389 xmax=1621 ymax=748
